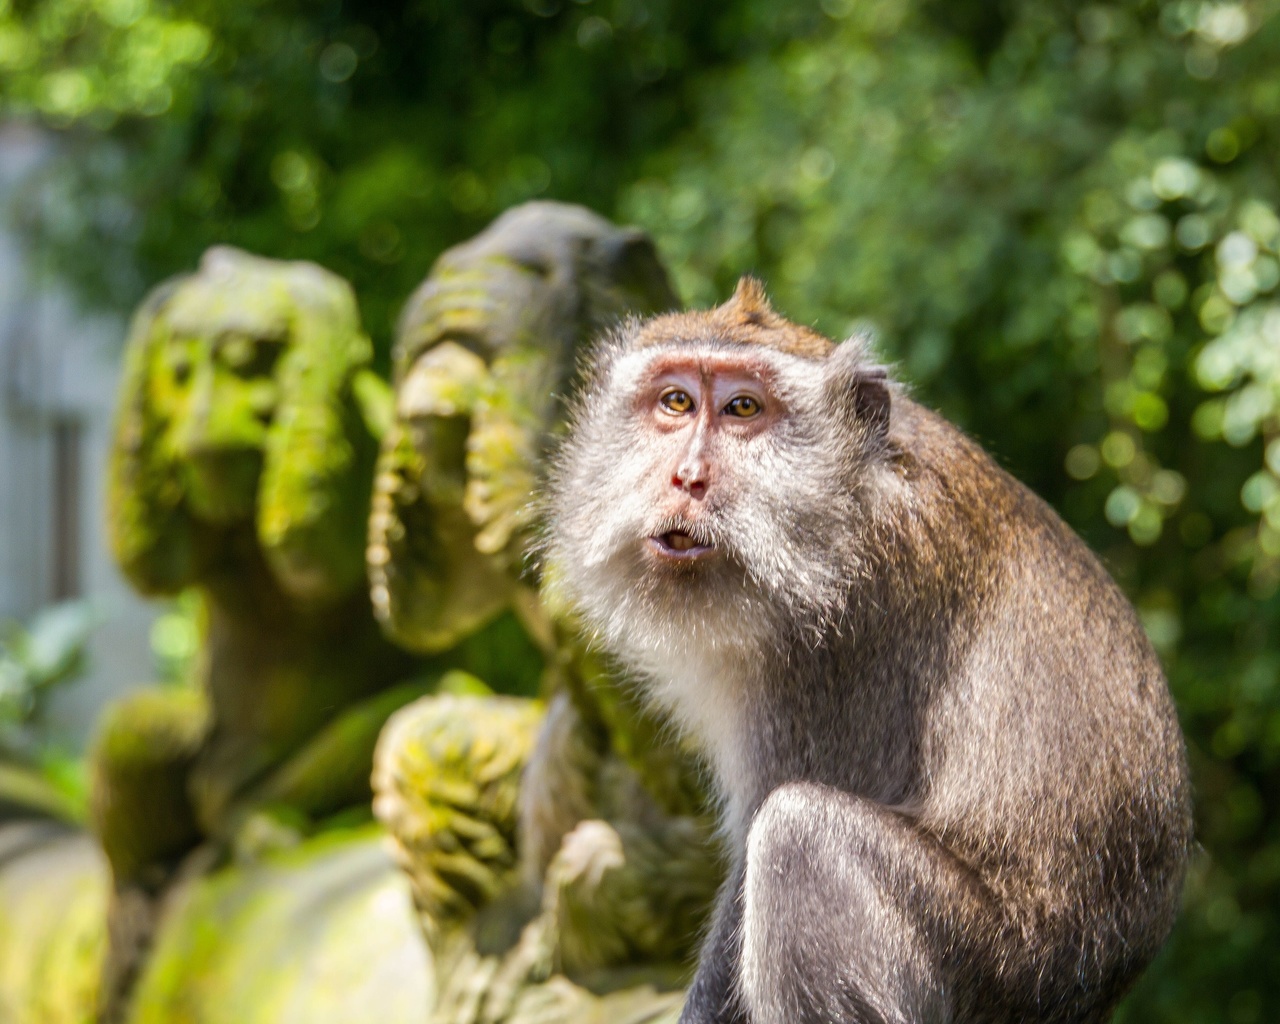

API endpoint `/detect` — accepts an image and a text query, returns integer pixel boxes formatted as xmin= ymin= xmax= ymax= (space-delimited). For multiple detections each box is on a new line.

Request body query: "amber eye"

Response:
xmin=660 ymin=389 xmax=694 ymax=414
xmin=725 ymin=395 xmax=762 ymax=418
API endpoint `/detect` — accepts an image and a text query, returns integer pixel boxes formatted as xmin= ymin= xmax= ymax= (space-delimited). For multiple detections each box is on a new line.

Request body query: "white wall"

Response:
xmin=0 ymin=121 xmax=157 ymax=745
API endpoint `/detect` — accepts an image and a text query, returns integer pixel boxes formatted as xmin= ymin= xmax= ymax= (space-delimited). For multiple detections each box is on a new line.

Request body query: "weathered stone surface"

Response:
xmin=369 ymin=202 xmax=723 ymax=1024
xmin=0 ymin=821 xmax=108 ymax=1024
xmin=103 ymin=246 xmax=421 ymax=848
xmin=93 ymin=246 xmax=428 ymax=1021
xmin=374 ymin=693 xmax=544 ymax=945
xmin=110 ymin=247 xmax=379 ymax=604
xmin=89 ymin=687 xmax=207 ymax=885
xmin=125 ymin=827 xmax=431 ymax=1024
xmin=369 ymin=201 xmax=679 ymax=653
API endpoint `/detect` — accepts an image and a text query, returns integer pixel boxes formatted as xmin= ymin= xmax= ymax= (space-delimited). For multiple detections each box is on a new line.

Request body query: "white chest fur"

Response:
xmin=634 ymin=646 xmax=757 ymax=840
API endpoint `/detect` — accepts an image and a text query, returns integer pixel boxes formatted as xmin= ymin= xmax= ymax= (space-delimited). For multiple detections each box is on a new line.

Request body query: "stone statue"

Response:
xmin=369 ymin=201 xmax=724 ymax=1024
xmin=94 ymin=247 xmax=426 ymax=1019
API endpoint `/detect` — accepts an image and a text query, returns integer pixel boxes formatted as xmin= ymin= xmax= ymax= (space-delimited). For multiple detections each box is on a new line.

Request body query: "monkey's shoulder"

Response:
xmin=884 ymin=400 xmax=1159 ymax=670
xmin=889 ymin=402 xmax=1104 ymax=558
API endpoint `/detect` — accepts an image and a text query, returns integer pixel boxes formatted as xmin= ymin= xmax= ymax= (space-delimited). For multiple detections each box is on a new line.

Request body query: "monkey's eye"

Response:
xmin=660 ymin=389 xmax=695 ymax=414
xmin=724 ymin=395 xmax=762 ymax=418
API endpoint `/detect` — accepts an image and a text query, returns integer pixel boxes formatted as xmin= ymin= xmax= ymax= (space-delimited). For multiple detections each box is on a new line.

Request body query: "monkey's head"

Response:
xmin=368 ymin=202 xmax=677 ymax=652
xmin=543 ymin=277 xmax=895 ymax=667
xmin=108 ymin=246 xmax=377 ymax=604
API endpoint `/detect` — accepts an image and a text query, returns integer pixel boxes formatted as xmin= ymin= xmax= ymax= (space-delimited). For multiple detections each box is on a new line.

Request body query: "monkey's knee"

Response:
xmin=740 ymin=783 xmax=944 ymax=1024
xmin=743 ymin=782 xmax=846 ymax=913
xmin=741 ymin=783 xmax=866 ymax=1022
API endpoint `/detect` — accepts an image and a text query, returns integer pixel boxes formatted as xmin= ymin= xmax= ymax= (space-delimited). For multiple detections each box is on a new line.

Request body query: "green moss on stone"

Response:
xmin=89 ymin=688 xmax=208 ymax=883
xmin=372 ymin=694 xmax=544 ymax=939
xmin=127 ymin=826 xmax=431 ymax=1024
xmin=108 ymin=246 xmax=379 ymax=606
xmin=105 ymin=246 xmax=422 ymax=847
xmin=247 ymin=680 xmax=436 ymax=820
xmin=369 ymin=202 xmax=678 ymax=653
xmin=0 ymin=824 xmax=108 ymax=1024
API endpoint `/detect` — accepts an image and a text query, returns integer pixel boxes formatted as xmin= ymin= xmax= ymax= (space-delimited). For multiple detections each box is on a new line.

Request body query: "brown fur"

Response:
xmin=633 ymin=276 xmax=834 ymax=359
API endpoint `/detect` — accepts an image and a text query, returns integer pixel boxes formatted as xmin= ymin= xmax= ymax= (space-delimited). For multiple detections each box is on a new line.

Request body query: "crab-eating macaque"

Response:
xmin=542 ymin=278 xmax=1193 ymax=1024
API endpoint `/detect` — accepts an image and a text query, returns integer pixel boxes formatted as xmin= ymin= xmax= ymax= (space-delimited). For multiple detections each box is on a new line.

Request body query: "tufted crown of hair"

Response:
xmin=632 ymin=276 xmax=835 ymax=359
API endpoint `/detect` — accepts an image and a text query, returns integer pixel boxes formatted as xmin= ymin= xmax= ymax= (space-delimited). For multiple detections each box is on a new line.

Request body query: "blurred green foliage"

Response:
xmin=0 ymin=599 xmax=99 ymax=817
xmin=2 ymin=0 xmax=1278 ymax=1017
xmin=0 ymin=598 xmax=98 ymax=758
xmin=0 ymin=0 xmax=785 ymax=349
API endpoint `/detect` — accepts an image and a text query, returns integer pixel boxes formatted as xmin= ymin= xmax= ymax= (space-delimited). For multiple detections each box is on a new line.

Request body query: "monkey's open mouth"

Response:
xmin=649 ymin=531 xmax=715 ymax=561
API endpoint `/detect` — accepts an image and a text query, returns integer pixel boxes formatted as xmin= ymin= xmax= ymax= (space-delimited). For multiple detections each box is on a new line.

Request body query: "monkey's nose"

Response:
xmin=672 ymin=469 xmax=708 ymax=500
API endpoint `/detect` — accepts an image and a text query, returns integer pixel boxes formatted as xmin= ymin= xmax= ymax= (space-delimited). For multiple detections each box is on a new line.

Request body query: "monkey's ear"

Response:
xmin=853 ymin=366 xmax=891 ymax=435
xmin=258 ymin=271 xmax=375 ymax=606
xmin=107 ymin=279 xmax=206 ymax=594
xmin=825 ymin=335 xmax=892 ymax=437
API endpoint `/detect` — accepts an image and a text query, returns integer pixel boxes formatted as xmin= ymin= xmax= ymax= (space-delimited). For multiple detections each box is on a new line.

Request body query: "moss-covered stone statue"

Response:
xmin=0 ymin=818 xmax=110 ymax=1024
xmin=369 ymin=202 xmax=724 ymax=1024
xmin=95 ymin=247 xmax=427 ymax=1018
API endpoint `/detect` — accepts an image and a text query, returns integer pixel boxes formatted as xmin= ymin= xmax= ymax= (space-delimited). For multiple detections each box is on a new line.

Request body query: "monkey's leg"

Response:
xmin=739 ymin=781 xmax=1001 ymax=1024
xmin=679 ymin=861 xmax=749 ymax=1024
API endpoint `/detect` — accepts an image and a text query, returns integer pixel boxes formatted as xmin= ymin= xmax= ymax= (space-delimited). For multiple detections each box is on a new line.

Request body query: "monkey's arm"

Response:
xmin=368 ymin=343 xmax=515 ymax=653
xmin=679 ymin=863 xmax=749 ymax=1024
xmin=735 ymin=782 xmax=1017 ymax=1024
xmin=257 ymin=275 xmax=376 ymax=604
xmin=371 ymin=692 xmax=544 ymax=950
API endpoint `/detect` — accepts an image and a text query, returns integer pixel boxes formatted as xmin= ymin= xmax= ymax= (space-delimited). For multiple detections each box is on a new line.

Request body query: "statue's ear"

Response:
xmin=823 ymin=332 xmax=892 ymax=439
xmin=257 ymin=270 xmax=376 ymax=605
xmin=108 ymin=279 xmax=204 ymax=594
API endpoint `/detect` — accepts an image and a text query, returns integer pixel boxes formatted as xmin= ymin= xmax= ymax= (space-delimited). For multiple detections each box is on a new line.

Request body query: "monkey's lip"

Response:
xmin=648 ymin=531 xmax=715 ymax=561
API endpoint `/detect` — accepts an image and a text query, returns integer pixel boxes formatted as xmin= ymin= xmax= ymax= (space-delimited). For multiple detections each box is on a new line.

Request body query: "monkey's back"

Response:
xmin=882 ymin=400 xmax=1192 ymax=1015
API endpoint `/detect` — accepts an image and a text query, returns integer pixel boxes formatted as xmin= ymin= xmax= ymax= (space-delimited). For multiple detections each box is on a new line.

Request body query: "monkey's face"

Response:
xmin=545 ymin=338 xmax=872 ymax=666
xmin=153 ymin=325 xmax=285 ymax=526
xmin=628 ymin=349 xmax=790 ymax=568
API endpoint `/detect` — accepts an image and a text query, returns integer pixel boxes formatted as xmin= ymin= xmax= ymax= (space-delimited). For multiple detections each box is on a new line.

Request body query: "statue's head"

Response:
xmin=109 ymin=247 xmax=377 ymax=605
xmin=369 ymin=202 xmax=677 ymax=652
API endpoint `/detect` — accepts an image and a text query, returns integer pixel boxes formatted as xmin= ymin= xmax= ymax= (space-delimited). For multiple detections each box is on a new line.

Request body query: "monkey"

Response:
xmin=541 ymin=277 xmax=1193 ymax=1024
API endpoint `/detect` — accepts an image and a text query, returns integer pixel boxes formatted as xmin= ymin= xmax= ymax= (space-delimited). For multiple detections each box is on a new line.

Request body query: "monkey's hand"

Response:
xmin=369 ymin=343 xmax=515 ymax=652
xmin=545 ymin=818 xmax=720 ymax=977
xmin=372 ymin=692 xmax=543 ymax=950
xmin=89 ymin=686 xmax=208 ymax=885
xmin=107 ymin=285 xmax=213 ymax=594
